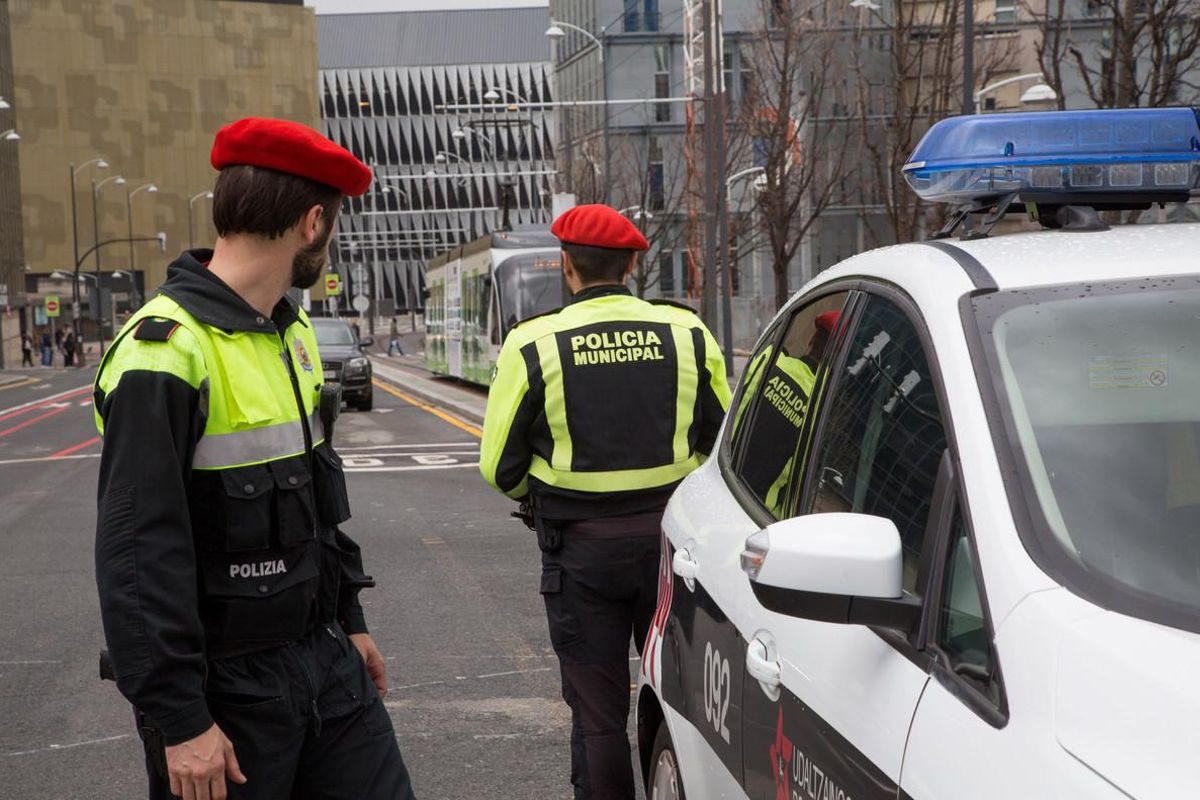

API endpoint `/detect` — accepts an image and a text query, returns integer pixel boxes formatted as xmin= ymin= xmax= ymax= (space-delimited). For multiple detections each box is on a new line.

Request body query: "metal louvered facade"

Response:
xmin=318 ymin=11 xmax=556 ymax=316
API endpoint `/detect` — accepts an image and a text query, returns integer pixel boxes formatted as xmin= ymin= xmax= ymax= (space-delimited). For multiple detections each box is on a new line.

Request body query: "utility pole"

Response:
xmin=711 ymin=2 xmax=734 ymax=377
xmin=963 ymin=0 xmax=975 ymax=114
xmin=700 ymin=0 xmax=718 ymax=335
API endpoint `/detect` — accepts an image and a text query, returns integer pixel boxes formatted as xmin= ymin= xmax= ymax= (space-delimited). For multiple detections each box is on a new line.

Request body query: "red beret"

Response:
xmin=211 ymin=117 xmax=372 ymax=197
xmin=815 ymin=311 xmax=840 ymax=333
xmin=551 ymin=204 xmax=650 ymax=251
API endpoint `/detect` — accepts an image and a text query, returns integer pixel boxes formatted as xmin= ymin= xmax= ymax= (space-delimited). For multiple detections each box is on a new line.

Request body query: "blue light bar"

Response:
xmin=903 ymin=108 xmax=1200 ymax=203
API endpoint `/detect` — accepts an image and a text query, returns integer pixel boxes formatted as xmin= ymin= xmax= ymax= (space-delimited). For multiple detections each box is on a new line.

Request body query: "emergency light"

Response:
xmin=903 ymin=108 xmax=1200 ymax=204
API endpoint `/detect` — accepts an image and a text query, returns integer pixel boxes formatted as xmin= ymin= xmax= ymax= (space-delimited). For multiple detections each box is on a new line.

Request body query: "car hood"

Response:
xmin=1055 ymin=610 xmax=1200 ymax=796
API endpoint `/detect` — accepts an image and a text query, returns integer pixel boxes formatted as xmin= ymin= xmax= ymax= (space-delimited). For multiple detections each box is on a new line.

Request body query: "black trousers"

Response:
xmin=539 ymin=511 xmax=663 ymax=800
xmin=137 ymin=623 xmax=415 ymax=800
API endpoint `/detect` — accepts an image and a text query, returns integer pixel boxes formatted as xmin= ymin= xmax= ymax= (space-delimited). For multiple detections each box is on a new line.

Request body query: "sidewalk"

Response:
xmin=369 ymin=355 xmax=487 ymax=424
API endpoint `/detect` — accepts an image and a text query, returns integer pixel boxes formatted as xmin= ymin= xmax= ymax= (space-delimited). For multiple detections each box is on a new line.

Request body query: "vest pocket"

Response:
xmin=312 ymin=443 xmax=352 ymax=526
xmin=270 ymin=458 xmax=316 ymax=545
xmin=216 ymin=466 xmax=274 ymax=552
xmin=198 ymin=546 xmax=319 ymax=643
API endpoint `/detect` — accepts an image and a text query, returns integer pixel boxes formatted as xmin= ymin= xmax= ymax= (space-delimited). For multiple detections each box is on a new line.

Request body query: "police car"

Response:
xmin=637 ymin=108 xmax=1200 ymax=799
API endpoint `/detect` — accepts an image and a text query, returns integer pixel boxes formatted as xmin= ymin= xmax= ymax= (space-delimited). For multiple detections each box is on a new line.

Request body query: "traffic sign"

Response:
xmin=325 ymin=274 xmax=342 ymax=296
xmin=352 ymin=294 xmax=371 ymax=313
xmin=45 ymin=295 xmax=61 ymax=317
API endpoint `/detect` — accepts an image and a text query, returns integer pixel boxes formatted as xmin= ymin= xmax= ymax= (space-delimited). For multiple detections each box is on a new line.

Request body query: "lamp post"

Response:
xmin=188 ymin=190 xmax=213 ymax=249
xmin=0 ymin=129 xmax=18 ymax=141
xmin=125 ymin=183 xmax=158 ymax=310
xmin=974 ymin=73 xmax=1057 ymax=110
xmin=546 ymin=20 xmax=610 ymax=201
xmin=91 ymin=174 xmax=125 ymax=353
xmin=69 ymin=157 xmax=108 ymax=366
xmin=112 ymin=269 xmax=141 ymax=310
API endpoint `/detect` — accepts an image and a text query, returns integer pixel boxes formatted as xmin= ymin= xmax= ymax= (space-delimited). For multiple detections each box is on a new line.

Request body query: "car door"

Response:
xmin=652 ymin=290 xmax=851 ymax=795
xmin=740 ymin=290 xmax=945 ymax=799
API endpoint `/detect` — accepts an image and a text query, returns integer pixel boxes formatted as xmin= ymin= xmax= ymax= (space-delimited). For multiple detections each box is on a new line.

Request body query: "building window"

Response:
xmin=993 ymin=0 xmax=1016 ymax=24
xmin=648 ymin=136 xmax=665 ymax=210
xmin=655 ymin=45 xmax=671 ymax=122
xmin=624 ymin=0 xmax=640 ymax=31
xmin=659 ymin=250 xmax=675 ymax=295
xmin=645 ymin=0 xmax=660 ymax=31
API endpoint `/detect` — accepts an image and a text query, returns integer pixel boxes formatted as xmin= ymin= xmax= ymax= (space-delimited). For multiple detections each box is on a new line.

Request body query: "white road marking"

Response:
xmin=0 ymin=383 xmax=90 ymax=418
xmin=0 ymin=453 xmax=101 ymax=467
xmin=338 ymin=442 xmax=479 ymax=452
xmin=345 ymin=462 xmax=479 ymax=474
xmin=77 ymin=400 xmax=92 ymax=407
xmin=0 ymin=659 xmax=62 ymax=665
xmin=2 ymin=733 xmax=132 ymax=758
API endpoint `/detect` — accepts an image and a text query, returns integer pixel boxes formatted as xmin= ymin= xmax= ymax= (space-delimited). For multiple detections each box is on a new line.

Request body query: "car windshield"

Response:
xmin=970 ymin=276 xmax=1200 ymax=632
xmin=313 ymin=321 xmax=356 ymax=346
xmin=496 ymin=253 xmax=565 ymax=334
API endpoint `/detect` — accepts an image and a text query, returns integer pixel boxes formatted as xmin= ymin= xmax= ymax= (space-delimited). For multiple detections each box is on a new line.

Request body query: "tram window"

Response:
xmin=496 ymin=254 xmax=564 ymax=334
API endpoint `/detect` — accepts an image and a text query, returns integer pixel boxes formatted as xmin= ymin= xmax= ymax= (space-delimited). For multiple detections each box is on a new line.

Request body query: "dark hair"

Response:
xmin=212 ymin=165 xmax=341 ymax=239
xmin=562 ymin=243 xmax=634 ymax=284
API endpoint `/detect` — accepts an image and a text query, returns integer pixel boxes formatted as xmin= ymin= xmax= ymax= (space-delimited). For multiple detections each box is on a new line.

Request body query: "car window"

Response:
xmin=313 ymin=321 xmax=356 ymax=346
xmin=804 ymin=295 xmax=946 ymax=593
xmin=938 ymin=511 xmax=993 ymax=690
xmin=730 ymin=292 xmax=849 ymax=519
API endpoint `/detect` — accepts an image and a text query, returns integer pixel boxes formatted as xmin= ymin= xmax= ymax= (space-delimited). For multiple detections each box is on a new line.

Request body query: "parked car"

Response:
xmin=638 ymin=108 xmax=1200 ymax=799
xmin=312 ymin=317 xmax=373 ymax=411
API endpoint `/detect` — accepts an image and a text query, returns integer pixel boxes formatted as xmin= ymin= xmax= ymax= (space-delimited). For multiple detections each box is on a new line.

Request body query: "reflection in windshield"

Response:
xmin=980 ymin=281 xmax=1200 ymax=626
xmin=496 ymin=253 xmax=564 ymax=334
xmin=312 ymin=321 xmax=356 ymax=346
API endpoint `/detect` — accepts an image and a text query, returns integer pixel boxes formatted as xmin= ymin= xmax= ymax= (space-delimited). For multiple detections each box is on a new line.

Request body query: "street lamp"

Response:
xmin=0 ymin=97 xmax=9 ymax=110
xmin=68 ymin=156 xmax=108 ymax=366
xmin=974 ymin=72 xmax=1056 ymax=111
xmin=91 ymin=174 xmax=126 ymax=352
xmin=112 ymin=269 xmax=142 ymax=310
xmin=125 ymin=183 xmax=158 ymax=309
xmin=547 ymin=19 xmax=610 ymax=200
xmin=0 ymin=129 xmax=18 ymax=141
xmin=188 ymin=190 xmax=213 ymax=249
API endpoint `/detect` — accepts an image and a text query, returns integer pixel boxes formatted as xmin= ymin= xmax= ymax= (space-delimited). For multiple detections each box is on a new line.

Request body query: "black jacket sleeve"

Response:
xmin=95 ymin=369 xmax=211 ymax=746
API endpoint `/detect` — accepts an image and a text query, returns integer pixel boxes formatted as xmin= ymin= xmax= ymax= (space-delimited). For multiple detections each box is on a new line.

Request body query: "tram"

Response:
xmin=424 ymin=229 xmax=565 ymax=385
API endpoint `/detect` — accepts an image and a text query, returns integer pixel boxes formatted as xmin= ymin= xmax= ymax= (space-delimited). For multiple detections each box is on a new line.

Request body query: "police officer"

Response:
xmin=94 ymin=118 xmax=415 ymax=800
xmin=479 ymin=205 xmax=731 ymax=800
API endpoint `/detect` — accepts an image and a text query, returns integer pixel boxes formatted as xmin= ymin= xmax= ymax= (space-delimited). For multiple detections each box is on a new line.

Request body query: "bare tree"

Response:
xmin=607 ymin=131 xmax=688 ymax=297
xmin=737 ymin=0 xmax=857 ymax=309
xmin=848 ymin=0 xmax=1019 ymax=244
xmin=1027 ymin=0 xmax=1200 ymax=108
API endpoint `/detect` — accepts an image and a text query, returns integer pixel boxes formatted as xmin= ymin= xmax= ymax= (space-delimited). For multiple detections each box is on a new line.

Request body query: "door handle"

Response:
xmin=746 ymin=638 xmax=781 ymax=700
xmin=672 ymin=549 xmax=698 ymax=592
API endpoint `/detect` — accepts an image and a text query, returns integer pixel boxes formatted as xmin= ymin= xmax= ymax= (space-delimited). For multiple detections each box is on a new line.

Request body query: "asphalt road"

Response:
xmin=0 ymin=366 xmax=643 ymax=799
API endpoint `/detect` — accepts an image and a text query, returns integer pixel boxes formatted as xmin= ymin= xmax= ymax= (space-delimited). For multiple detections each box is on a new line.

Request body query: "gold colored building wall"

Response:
xmin=9 ymin=0 xmax=318 ymax=294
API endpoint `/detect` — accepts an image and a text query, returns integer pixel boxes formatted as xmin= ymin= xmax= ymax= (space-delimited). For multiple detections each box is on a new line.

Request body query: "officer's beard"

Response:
xmin=291 ymin=222 xmax=334 ymax=289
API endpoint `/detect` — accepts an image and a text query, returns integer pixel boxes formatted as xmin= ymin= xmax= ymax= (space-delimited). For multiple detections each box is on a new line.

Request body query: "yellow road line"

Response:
xmin=372 ymin=379 xmax=482 ymax=439
xmin=0 ymin=377 xmax=39 ymax=393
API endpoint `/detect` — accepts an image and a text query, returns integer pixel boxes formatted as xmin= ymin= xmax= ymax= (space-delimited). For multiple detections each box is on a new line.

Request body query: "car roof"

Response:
xmin=815 ymin=221 xmax=1200 ymax=298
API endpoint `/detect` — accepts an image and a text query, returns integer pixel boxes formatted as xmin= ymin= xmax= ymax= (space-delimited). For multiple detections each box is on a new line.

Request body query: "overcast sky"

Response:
xmin=307 ymin=0 xmax=547 ymax=12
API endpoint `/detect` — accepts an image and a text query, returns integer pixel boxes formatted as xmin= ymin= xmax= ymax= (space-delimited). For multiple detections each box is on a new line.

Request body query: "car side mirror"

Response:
xmin=360 ymin=336 xmax=375 ymax=348
xmin=740 ymin=513 xmax=920 ymax=632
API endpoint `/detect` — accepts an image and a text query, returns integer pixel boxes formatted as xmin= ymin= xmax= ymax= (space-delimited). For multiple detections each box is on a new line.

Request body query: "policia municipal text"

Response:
xmin=94 ymin=118 xmax=415 ymax=800
xmin=480 ymin=204 xmax=732 ymax=799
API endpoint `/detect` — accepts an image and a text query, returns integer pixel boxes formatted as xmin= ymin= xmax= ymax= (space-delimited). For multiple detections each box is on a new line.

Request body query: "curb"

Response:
xmin=368 ymin=356 xmax=487 ymax=426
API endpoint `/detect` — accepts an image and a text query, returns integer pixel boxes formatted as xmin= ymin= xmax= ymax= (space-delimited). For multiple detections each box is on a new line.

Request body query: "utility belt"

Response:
xmin=515 ymin=494 xmax=664 ymax=553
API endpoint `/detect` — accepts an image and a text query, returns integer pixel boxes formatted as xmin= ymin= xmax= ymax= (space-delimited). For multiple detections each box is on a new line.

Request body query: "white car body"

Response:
xmin=637 ymin=222 xmax=1200 ymax=800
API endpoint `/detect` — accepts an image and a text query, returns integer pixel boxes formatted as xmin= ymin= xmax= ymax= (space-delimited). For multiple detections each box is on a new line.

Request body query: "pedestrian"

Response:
xmin=62 ymin=329 xmax=76 ymax=367
xmin=94 ymin=117 xmax=416 ymax=800
xmin=479 ymin=204 xmax=731 ymax=800
xmin=20 ymin=331 xmax=34 ymax=367
xmin=54 ymin=325 xmax=64 ymax=360
xmin=351 ymin=320 xmax=362 ymax=342
xmin=39 ymin=329 xmax=52 ymax=366
xmin=388 ymin=317 xmax=405 ymax=356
